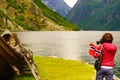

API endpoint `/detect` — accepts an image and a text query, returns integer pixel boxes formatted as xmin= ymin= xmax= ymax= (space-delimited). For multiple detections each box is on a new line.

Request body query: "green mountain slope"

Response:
xmin=0 ymin=0 xmax=80 ymax=31
xmin=66 ymin=0 xmax=120 ymax=31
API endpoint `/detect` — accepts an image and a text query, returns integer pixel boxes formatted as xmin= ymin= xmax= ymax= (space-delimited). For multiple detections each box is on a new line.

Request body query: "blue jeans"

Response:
xmin=96 ymin=68 xmax=114 ymax=80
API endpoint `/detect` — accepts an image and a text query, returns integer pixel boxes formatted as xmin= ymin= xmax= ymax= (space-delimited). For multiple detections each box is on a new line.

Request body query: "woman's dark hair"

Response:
xmin=102 ymin=33 xmax=113 ymax=43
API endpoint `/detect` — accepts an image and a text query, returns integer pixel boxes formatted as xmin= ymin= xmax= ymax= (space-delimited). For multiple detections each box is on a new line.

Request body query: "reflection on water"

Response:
xmin=16 ymin=31 xmax=120 ymax=78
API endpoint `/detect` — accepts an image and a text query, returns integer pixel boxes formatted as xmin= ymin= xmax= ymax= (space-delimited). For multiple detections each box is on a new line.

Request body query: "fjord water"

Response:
xmin=16 ymin=31 xmax=120 ymax=78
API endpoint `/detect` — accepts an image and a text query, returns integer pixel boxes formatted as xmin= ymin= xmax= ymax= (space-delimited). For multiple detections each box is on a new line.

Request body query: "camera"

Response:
xmin=96 ymin=39 xmax=103 ymax=45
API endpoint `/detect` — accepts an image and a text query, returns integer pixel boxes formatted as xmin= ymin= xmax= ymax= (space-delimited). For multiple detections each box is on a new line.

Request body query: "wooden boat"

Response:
xmin=0 ymin=30 xmax=39 ymax=80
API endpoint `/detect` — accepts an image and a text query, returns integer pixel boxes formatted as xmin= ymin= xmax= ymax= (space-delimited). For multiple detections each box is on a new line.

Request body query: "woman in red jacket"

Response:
xmin=89 ymin=33 xmax=117 ymax=80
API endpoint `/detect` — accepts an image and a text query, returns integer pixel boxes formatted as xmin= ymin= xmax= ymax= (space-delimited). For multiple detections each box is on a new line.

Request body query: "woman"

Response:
xmin=89 ymin=33 xmax=117 ymax=80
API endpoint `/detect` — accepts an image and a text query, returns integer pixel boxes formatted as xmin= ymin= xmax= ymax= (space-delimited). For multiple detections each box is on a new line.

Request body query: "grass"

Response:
xmin=12 ymin=56 xmax=95 ymax=80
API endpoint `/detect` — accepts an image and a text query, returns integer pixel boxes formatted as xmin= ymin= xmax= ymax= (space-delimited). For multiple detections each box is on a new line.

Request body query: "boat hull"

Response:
xmin=0 ymin=36 xmax=25 ymax=78
xmin=0 ymin=30 xmax=39 ymax=80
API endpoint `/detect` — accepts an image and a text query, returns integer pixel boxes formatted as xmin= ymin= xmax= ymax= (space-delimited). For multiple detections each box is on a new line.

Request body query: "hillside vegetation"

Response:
xmin=0 ymin=0 xmax=79 ymax=31
xmin=34 ymin=0 xmax=79 ymax=31
xmin=66 ymin=0 xmax=120 ymax=30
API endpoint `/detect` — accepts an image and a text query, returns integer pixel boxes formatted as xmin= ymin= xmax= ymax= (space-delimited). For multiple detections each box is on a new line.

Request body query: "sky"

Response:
xmin=64 ymin=0 xmax=78 ymax=7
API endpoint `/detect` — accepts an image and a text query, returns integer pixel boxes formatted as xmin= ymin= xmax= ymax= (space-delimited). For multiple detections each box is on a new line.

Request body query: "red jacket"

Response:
xmin=89 ymin=43 xmax=117 ymax=67
xmin=101 ymin=43 xmax=117 ymax=67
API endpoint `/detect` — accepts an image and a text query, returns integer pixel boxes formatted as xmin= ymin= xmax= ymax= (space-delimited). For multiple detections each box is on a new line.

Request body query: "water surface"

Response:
xmin=16 ymin=31 xmax=120 ymax=78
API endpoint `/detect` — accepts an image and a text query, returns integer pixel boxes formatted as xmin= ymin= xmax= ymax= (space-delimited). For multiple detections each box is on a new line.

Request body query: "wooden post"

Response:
xmin=24 ymin=56 xmax=40 ymax=80
xmin=10 ymin=65 xmax=20 ymax=76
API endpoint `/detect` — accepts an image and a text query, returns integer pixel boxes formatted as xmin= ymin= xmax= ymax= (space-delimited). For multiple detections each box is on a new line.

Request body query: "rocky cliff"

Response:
xmin=0 ymin=0 xmax=79 ymax=31
xmin=42 ymin=0 xmax=71 ymax=17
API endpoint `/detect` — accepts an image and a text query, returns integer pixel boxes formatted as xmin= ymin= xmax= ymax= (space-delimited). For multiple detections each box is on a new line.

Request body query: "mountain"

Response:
xmin=0 ymin=0 xmax=79 ymax=31
xmin=42 ymin=0 xmax=71 ymax=17
xmin=66 ymin=0 xmax=120 ymax=31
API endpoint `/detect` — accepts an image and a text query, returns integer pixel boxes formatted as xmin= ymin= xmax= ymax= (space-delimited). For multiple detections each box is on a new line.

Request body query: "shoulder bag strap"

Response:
xmin=99 ymin=45 xmax=104 ymax=62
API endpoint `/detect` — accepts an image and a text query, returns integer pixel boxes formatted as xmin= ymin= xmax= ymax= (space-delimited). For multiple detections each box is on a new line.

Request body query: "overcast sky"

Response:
xmin=64 ymin=0 xmax=78 ymax=7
